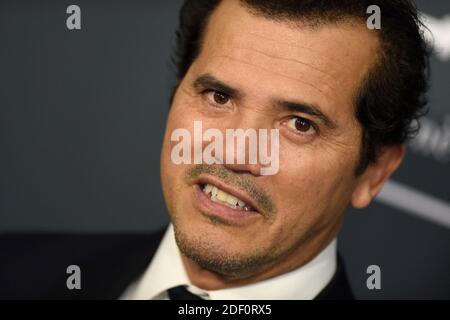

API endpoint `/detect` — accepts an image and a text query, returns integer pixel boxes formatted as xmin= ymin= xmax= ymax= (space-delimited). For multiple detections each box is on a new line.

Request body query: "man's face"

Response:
xmin=160 ymin=0 xmax=379 ymax=281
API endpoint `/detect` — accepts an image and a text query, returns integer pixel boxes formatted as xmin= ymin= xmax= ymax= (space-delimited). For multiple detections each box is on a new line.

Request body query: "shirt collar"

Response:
xmin=122 ymin=224 xmax=337 ymax=300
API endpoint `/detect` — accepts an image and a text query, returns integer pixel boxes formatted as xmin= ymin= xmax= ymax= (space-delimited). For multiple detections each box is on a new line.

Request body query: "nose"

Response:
xmin=223 ymin=160 xmax=262 ymax=176
xmin=218 ymin=110 xmax=273 ymax=177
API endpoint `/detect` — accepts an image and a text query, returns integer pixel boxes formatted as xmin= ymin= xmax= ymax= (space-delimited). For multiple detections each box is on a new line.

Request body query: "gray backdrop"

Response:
xmin=1 ymin=0 xmax=449 ymax=299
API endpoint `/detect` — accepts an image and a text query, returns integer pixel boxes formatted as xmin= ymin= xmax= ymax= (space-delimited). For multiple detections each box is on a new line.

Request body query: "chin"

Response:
xmin=176 ymin=232 xmax=251 ymax=277
xmin=172 ymin=216 xmax=279 ymax=277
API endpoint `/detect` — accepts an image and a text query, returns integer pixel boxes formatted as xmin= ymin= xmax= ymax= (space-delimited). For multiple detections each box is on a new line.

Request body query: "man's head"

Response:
xmin=160 ymin=0 xmax=429 ymax=287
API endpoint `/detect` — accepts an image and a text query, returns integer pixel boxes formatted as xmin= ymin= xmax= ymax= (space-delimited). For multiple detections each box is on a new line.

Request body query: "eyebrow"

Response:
xmin=274 ymin=100 xmax=337 ymax=130
xmin=192 ymin=74 xmax=240 ymax=98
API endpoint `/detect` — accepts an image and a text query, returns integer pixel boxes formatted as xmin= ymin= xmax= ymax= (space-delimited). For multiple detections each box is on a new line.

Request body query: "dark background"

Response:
xmin=0 ymin=0 xmax=449 ymax=299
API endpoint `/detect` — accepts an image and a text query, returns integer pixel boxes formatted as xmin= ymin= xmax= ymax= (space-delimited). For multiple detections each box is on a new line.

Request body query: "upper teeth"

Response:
xmin=202 ymin=184 xmax=251 ymax=211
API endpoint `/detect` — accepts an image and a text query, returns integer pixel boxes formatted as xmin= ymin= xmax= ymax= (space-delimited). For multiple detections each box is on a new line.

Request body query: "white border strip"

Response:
xmin=375 ymin=180 xmax=450 ymax=229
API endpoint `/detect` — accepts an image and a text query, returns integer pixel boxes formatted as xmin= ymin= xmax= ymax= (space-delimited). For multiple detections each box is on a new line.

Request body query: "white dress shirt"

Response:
xmin=120 ymin=224 xmax=337 ymax=300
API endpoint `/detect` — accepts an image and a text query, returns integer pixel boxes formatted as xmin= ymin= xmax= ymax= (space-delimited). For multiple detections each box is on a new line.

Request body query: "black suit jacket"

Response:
xmin=0 ymin=228 xmax=354 ymax=300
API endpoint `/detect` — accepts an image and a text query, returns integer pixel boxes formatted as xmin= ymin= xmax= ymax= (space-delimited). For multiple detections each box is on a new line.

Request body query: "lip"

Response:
xmin=192 ymin=175 xmax=263 ymax=215
xmin=192 ymin=184 xmax=261 ymax=225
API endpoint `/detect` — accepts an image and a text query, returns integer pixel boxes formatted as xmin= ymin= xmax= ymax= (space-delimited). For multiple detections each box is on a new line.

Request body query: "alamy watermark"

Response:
xmin=66 ymin=264 xmax=81 ymax=290
xmin=367 ymin=5 xmax=381 ymax=30
xmin=66 ymin=5 xmax=81 ymax=30
xmin=171 ymin=121 xmax=280 ymax=175
xmin=366 ymin=264 xmax=382 ymax=290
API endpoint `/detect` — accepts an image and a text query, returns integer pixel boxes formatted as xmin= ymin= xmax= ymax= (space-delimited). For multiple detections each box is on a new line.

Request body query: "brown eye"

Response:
xmin=286 ymin=116 xmax=316 ymax=135
xmin=294 ymin=117 xmax=311 ymax=132
xmin=212 ymin=91 xmax=230 ymax=105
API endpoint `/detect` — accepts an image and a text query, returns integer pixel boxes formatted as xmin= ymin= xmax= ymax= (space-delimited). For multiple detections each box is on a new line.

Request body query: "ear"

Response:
xmin=351 ymin=144 xmax=405 ymax=209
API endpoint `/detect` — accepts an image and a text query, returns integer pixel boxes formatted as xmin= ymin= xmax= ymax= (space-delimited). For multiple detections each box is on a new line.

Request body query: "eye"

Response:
xmin=285 ymin=116 xmax=317 ymax=135
xmin=204 ymin=90 xmax=232 ymax=108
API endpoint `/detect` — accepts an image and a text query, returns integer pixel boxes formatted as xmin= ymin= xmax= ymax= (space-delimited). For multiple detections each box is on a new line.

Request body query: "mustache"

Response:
xmin=185 ymin=164 xmax=276 ymax=218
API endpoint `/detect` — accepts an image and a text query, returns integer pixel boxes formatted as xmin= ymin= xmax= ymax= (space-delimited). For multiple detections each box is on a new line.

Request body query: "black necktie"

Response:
xmin=167 ymin=285 xmax=205 ymax=300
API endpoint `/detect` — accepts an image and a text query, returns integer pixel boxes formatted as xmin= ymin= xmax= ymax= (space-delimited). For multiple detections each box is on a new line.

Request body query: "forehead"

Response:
xmin=191 ymin=0 xmax=379 ymax=118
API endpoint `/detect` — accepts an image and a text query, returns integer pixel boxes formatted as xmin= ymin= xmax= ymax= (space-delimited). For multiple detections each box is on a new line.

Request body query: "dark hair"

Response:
xmin=171 ymin=0 xmax=430 ymax=175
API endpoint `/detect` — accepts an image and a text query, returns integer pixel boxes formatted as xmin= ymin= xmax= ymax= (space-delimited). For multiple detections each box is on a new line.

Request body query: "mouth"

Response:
xmin=200 ymin=183 xmax=256 ymax=212
xmin=192 ymin=176 xmax=262 ymax=222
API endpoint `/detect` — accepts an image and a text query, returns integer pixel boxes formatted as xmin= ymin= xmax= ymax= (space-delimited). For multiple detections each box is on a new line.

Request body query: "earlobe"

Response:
xmin=351 ymin=174 xmax=373 ymax=209
xmin=351 ymin=144 xmax=405 ymax=209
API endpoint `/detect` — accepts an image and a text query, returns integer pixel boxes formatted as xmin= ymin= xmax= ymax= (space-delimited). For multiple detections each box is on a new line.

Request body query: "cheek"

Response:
xmin=161 ymin=105 xmax=193 ymax=193
xmin=162 ymin=97 xmax=198 ymax=157
xmin=161 ymin=97 xmax=212 ymax=191
xmin=272 ymin=147 xmax=354 ymax=221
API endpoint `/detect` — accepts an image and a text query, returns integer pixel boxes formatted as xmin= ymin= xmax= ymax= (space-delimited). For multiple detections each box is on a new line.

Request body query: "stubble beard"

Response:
xmin=172 ymin=221 xmax=281 ymax=281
